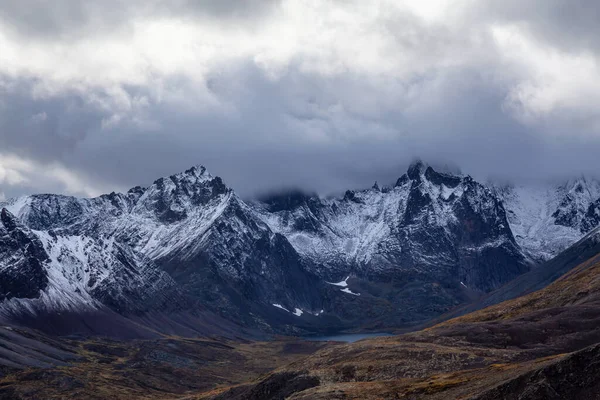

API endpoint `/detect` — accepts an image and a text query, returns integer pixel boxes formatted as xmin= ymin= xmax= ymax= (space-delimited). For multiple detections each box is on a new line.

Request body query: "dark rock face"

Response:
xmin=406 ymin=159 xmax=426 ymax=180
xmin=582 ymin=199 xmax=600 ymax=233
xmin=87 ymin=243 xmax=185 ymax=315
xmin=0 ymin=209 xmax=49 ymax=301
xmin=259 ymin=190 xmax=324 ymax=233
xmin=145 ymin=167 xmax=231 ymax=224
xmin=553 ymin=193 xmax=582 ymax=228
xmin=449 ymin=185 xmax=524 ymax=291
xmin=424 ymin=166 xmax=461 ymax=188
xmin=378 ymin=172 xmax=525 ymax=293
xmin=433 ymin=227 xmax=600 ymax=325
xmin=21 ymin=195 xmax=88 ymax=231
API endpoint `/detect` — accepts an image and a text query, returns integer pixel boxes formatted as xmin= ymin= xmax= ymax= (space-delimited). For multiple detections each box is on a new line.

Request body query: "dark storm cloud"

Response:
xmin=0 ymin=1 xmax=600 ymax=199
xmin=0 ymin=78 xmax=105 ymax=160
xmin=3 ymin=61 xmax=598 ymax=199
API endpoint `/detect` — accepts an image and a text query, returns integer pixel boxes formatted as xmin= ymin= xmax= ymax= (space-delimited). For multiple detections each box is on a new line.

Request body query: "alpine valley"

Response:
xmin=2 ymin=161 xmax=600 ymax=399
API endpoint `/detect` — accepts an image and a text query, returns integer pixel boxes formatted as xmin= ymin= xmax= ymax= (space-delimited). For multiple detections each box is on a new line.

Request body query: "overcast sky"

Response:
xmin=1 ymin=0 xmax=599 ymax=199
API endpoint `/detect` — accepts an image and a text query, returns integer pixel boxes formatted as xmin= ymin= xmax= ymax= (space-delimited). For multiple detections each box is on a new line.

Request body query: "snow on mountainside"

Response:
xmin=0 ymin=166 xmax=323 ymax=333
xmin=2 ymin=166 xmax=257 ymax=269
xmin=256 ymin=186 xmax=404 ymax=272
xmin=0 ymin=208 xmax=182 ymax=319
xmin=494 ymin=177 xmax=600 ymax=262
xmin=255 ymin=161 xmax=528 ymax=293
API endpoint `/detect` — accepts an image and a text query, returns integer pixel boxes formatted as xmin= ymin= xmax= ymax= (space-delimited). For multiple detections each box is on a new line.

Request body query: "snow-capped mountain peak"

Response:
xmin=495 ymin=175 xmax=600 ymax=262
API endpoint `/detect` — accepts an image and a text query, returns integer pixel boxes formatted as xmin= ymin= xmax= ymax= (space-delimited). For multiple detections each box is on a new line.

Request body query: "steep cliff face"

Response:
xmin=0 ymin=209 xmax=49 ymax=302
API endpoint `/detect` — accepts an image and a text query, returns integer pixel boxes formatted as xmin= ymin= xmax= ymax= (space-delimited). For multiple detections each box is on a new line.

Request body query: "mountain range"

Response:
xmin=1 ymin=160 xmax=600 ymax=337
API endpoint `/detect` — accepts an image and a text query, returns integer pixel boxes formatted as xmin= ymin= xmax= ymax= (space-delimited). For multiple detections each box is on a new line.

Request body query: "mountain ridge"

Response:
xmin=0 ymin=160 xmax=600 ymax=336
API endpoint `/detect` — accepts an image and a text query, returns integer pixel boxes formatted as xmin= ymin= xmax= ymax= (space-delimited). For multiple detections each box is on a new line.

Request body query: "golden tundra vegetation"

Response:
xmin=4 ymin=254 xmax=600 ymax=399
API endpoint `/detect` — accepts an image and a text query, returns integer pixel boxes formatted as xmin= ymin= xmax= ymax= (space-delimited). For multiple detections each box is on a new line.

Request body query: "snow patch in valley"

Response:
xmin=328 ymin=276 xmax=349 ymax=287
xmin=272 ymin=304 xmax=289 ymax=312
xmin=341 ymin=288 xmax=360 ymax=296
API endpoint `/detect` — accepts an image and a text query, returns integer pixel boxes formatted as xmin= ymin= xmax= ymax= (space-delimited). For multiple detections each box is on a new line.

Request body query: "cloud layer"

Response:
xmin=0 ymin=0 xmax=599 ymax=198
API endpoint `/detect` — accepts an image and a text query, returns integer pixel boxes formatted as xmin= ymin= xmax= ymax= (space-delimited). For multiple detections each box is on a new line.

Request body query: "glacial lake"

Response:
xmin=304 ymin=332 xmax=393 ymax=343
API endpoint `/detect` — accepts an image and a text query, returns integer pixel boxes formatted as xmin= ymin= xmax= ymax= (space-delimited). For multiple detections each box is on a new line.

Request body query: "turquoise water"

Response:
xmin=305 ymin=332 xmax=393 ymax=343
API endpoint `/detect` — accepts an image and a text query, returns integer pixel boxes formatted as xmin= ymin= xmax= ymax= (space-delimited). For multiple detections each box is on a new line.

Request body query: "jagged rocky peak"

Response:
xmin=0 ymin=208 xmax=49 ymax=262
xmin=185 ymin=164 xmax=208 ymax=176
xmin=424 ymin=166 xmax=463 ymax=188
xmin=406 ymin=159 xmax=427 ymax=180
xmin=394 ymin=160 xmax=473 ymax=204
xmin=490 ymin=174 xmax=600 ymax=263
xmin=396 ymin=159 xmax=464 ymax=188
xmin=124 ymin=186 xmax=146 ymax=205
xmin=136 ymin=165 xmax=231 ymax=223
xmin=150 ymin=164 xmax=220 ymax=190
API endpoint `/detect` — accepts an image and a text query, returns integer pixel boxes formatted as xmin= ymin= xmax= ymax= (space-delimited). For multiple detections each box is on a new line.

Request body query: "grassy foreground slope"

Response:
xmin=0 ymin=331 xmax=329 ymax=400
